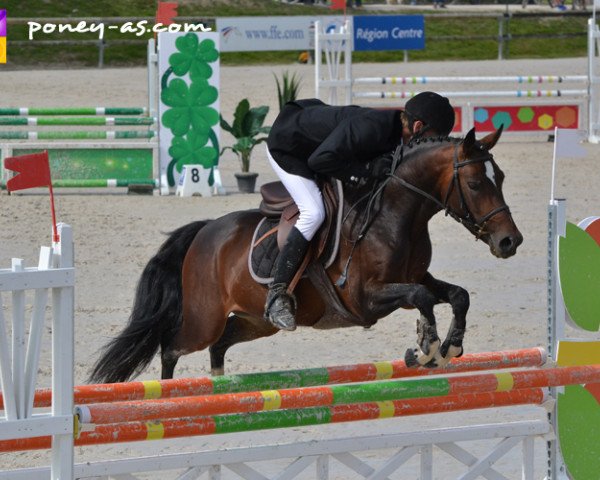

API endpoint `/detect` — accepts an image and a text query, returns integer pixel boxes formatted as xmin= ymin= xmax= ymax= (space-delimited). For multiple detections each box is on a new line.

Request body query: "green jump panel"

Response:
xmin=8 ymin=148 xmax=154 ymax=186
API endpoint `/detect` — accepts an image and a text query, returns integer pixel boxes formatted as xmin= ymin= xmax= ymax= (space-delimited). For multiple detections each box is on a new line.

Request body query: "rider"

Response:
xmin=264 ymin=91 xmax=456 ymax=331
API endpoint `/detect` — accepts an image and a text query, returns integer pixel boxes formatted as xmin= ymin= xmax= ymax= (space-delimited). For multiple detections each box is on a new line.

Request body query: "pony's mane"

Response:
xmin=405 ymin=135 xmax=461 ymax=151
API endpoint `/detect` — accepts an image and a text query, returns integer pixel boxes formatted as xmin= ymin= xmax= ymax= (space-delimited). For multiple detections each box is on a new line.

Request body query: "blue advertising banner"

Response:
xmin=354 ymin=15 xmax=425 ymax=51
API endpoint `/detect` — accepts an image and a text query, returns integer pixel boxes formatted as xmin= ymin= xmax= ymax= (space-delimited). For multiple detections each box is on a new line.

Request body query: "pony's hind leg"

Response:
xmin=161 ymin=350 xmax=179 ymax=379
xmin=209 ymin=314 xmax=278 ymax=376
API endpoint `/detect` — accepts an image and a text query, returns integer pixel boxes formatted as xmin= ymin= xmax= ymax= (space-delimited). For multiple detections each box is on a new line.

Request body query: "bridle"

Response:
xmin=389 ymin=142 xmax=510 ymax=240
xmin=335 ymin=140 xmax=510 ymax=287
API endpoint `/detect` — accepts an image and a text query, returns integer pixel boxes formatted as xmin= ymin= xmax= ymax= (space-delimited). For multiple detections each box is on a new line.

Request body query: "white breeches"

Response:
xmin=267 ymin=148 xmax=325 ymax=241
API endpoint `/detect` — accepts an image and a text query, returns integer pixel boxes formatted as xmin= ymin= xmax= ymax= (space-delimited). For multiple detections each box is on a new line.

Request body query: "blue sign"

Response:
xmin=353 ymin=15 xmax=425 ymax=51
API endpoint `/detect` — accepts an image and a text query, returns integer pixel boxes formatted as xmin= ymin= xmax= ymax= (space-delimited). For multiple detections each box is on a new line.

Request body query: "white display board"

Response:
xmin=158 ymin=31 xmax=220 ymax=193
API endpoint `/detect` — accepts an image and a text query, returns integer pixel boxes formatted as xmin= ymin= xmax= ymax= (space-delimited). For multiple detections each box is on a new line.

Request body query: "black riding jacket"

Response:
xmin=267 ymin=99 xmax=403 ymax=182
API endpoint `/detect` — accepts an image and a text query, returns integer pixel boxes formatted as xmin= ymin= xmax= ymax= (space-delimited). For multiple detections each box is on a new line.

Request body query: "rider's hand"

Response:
xmin=367 ymin=154 xmax=393 ymax=179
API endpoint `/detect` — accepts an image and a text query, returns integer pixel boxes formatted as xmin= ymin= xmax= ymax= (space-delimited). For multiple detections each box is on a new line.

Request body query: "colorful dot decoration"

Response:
xmin=473 ymin=105 xmax=579 ymax=132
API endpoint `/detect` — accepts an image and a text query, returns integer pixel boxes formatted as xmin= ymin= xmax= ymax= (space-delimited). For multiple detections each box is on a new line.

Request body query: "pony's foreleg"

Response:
xmin=421 ymin=273 xmax=469 ymax=367
xmin=369 ymin=284 xmax=441 ymax=367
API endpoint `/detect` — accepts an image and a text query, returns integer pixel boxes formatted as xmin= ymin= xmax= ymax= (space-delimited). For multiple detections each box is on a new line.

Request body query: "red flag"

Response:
xmin=4 ymin=151 xmax=59 ymax=242
xmin=4 ymin=151 xmax=51 ymax=191
xmin=156 ymin=2 xmax=178 ymax=26
xmin=330 ymin=0 xmax=346 ymax=10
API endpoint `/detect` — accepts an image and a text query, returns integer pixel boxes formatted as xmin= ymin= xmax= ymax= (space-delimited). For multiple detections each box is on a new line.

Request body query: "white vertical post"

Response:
xmin=420 ymin=445 xmax=433 ymax=480
xmin=521 ymin=437 xmax=534 ymax=480
xmin=50 ymin=223 xmax=74 ymax=480
xmin=24 ymin=247 xmax=53 ymax=417
xmin=344 ymin=23 xmax=352 ymax=106
xmin=147 ymin=38 xmax=158 ymax=120
xmin=0 ymin=295 xmax=17 ymax=420
xmin=315 ymin=21 xmax=321 ymax=101
xmin=588 ymin=18 xmax=600 ymax=143
xmin=316 ymin=454 xmax=329 ymax=480
xmin=11 ymin=258 xmax=26 ymax=420
xmin=546 ymin=199 xmax=567 ymax=480
xmin=208 ymin=465 xmax=221 ymax=480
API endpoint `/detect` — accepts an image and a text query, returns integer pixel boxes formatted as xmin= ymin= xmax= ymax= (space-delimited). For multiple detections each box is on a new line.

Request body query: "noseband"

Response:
xmin=390 ymin=143 xmax=510 ymax=240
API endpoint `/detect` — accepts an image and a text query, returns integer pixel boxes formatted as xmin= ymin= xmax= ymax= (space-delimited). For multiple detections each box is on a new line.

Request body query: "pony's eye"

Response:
xmin=467 ymin=181 xmax=481 ymax=191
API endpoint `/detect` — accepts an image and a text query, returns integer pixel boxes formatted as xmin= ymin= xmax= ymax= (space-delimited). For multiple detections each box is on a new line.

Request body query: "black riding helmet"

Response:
xmin=404 ymin=91 xmax=455 ymax=137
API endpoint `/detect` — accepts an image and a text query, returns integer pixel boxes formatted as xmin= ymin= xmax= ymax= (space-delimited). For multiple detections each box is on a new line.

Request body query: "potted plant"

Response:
xmin=220 ymin=99 xmax=271 ymax=194
xmin=274 ymin=70 xmax=302 ymax=111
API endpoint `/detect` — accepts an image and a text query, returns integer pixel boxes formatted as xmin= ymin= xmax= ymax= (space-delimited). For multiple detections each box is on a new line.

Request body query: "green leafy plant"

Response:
xmin=220 ymin=99 xmax=270 ymax=173
xmin=274 ymin=71 xmax=302 ymax=111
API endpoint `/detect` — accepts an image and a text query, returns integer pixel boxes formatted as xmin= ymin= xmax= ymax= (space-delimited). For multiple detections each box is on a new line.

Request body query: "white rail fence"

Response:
xmin=0 ymin=224 xmax=74 ymax=479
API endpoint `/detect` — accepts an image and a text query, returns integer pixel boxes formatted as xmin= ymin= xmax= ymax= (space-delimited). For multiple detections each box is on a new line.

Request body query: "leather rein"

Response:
xmin=334 ymin=141 xmax=509 ymax=287
xmin=389 ymin=142 xmax=510 ymax=240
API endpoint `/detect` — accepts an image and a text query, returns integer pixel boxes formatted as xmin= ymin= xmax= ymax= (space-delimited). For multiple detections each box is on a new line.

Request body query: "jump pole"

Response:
xmin=0 ymin=347 xmax=545 ymax=410
xmin=0 ymin=131 xmax=157 ymax=140
xmin=74 ymin=364 xmax=600 ymax=426
xmin=0 ymin=107 xmax=148 ymax=116
xmin=0 ymin=388 xmax=546 ymax=453
xmin=0 ymin=116 xmax=155 ymax=126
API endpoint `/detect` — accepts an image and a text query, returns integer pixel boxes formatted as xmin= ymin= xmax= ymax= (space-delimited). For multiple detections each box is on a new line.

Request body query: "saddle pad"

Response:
xmin=248 ymin=217 xmax=280 ymax=284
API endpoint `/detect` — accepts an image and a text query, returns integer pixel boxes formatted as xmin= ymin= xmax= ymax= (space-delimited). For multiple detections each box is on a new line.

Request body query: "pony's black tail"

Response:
xmin=88 ymin=220 xmax=208 ymax=384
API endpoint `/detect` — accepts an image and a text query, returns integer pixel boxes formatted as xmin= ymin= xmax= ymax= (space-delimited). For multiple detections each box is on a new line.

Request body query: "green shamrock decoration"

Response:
xmin=160 ymin=33 xmax=220 ymax=187
xmin=170 ymin=34 xmax=219 ymax=82
xmin=161 ymin=78 xmax=219 ymax=137
xmin=167 ymin=129 xmax=218 ymax=186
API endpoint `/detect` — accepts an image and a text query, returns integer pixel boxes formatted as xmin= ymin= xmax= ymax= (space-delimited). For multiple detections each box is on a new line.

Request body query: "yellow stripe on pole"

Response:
xmin=142 ymin=380 xmax=162 ymax=400
xmin=260 ymin=390 xmax=282 ymax=411
xmin=374 ymin=362 xmax=394 ymax=380
xmin=146 ymin=421 xmax=165 ymax=440
xmin=495 ymin=372 xmax=514 ymax=392
xmin=377 ymin=401 xmax=395 ymax=418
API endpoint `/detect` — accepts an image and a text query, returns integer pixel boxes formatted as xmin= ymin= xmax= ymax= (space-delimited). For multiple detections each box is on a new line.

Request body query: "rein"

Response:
xmin=335 ymin=145 xmax=404 ymax=288
xmin=390 ymin=143 xmax=510 ymax=240
xmin=335 ymin=140 xmax=510 ymax=288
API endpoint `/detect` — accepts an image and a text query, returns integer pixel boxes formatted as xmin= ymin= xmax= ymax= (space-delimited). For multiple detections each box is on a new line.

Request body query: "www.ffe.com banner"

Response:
xmin=0 ymin=9 xmax=6 ymax=63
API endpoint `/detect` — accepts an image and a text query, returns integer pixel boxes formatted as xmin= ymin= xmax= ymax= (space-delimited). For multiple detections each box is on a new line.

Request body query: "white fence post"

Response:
xmin=0 ymin=224 xmax=75 ymax=480
xmin=588 ymin=18 xmax=600 ymax=143
xmin=314 ymin=22 xmax=352 ymax=106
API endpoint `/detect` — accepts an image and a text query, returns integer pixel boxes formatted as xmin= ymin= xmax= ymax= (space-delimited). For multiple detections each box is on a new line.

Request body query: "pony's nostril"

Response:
xmin=499 ymin=236 xmax=514 ymax=252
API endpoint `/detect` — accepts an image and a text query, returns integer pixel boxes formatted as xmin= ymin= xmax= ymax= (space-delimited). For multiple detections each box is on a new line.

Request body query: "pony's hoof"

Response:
xmin=405 ymin=339 xmax=441 ymax=367
xmin=429 ymin=344 xmax=464 ymax=368
xmin=405 ymin=348 xmax=419 ymax=368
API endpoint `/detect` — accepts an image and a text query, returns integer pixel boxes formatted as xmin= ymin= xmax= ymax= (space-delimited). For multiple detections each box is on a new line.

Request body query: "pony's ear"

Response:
xmin=479 ymin=125 xmax=504 ymax=150
xmin=461 ymin=127 xmax=477 ymax=154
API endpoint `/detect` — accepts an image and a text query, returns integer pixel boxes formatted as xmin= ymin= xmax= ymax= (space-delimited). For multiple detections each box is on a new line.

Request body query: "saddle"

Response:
xmin=248 ymin=180 xmax=370 ymax=327
xmin=249 ymin=181 xmax=342 ymax=286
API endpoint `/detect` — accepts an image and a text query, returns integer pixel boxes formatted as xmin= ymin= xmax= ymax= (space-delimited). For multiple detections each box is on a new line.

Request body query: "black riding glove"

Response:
xmin=338 ymin=154 xmax=394 ymax=185
xmin=366 ymin=154 xmax=393 ymax=179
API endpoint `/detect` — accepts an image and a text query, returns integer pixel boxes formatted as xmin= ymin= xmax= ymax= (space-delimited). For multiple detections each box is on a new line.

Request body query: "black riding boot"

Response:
xmin=264 ymin=227 xmax=310 ymax=331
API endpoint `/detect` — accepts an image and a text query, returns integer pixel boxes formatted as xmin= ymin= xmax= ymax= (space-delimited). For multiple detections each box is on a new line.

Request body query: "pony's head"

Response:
xmin=442 ymin=127 xmax=523 ymax=259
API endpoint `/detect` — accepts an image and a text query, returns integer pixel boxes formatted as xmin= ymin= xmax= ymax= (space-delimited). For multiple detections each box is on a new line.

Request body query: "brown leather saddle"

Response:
xmin=254 ymin=182 xmax=339 ymax=259
xmin=251 ymin=180 xmax=364 ymax=326
xmin=250 ymin=180 xmax=340 ymax=290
